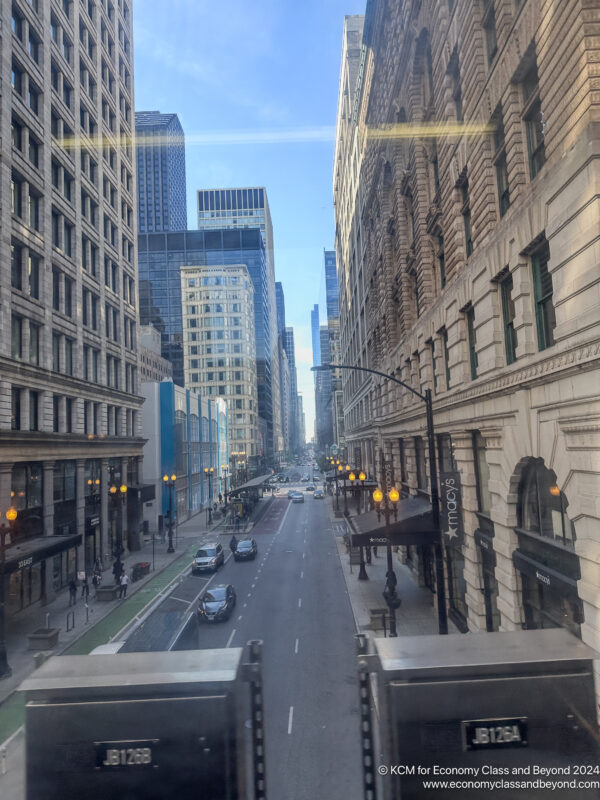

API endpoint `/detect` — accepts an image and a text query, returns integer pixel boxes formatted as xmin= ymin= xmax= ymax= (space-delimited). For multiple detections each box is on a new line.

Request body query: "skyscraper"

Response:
xmin=324 ymin=250 xmax=344 ymax=447
xmin=276 ymin=282 xmax=286 ymax=335
xmin=137 ymin=229 xmax=271 ymax=463
xmin=197 ymin=188 xmax=281 ymax=462
xmin=0 ymin=0 xmax=145 ymax=606
xmin=275 ymin=282 xmax=292 ymax=453
xmin=135 ymin=111 xmax=187 ymax=233
xmin=283 ymin=327 xmax=299 ymax=451
xmin=180 ymin=264 xmax=260 ymax=463
xmin=311 ymin=304 xmax=321 ymax=373
xmin=316 ymin=327 xmax=333 ymax=446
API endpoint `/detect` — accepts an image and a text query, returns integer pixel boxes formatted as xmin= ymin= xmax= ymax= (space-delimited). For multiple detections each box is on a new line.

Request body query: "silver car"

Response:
xmin=192 ymin=543 xmax=224 ymax=574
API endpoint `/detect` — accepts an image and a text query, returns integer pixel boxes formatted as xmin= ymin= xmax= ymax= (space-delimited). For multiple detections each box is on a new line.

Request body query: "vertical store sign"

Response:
xmin=439 ymin=471 xmax=464 ymax=543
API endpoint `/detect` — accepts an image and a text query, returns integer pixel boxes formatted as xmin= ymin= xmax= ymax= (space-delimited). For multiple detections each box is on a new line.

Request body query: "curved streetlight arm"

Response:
xmin=311 ymin=363 xmax=426 ymax=403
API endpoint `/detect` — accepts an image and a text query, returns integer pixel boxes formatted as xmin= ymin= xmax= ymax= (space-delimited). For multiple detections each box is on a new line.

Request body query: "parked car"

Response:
xmin=313 ymin=489 xmax=324 ymax=499
xmin=192 ymin=543 xmax=224 ymax=574
xmin=234 ymin=538 xmax=257 ymax=561
xmin=291 ymin=492 xmax=304 ymax=504
xmin=197 ymin=584 xmax=236 ymax=622
xmin=287 ymin=489 xmax=297 ymax=498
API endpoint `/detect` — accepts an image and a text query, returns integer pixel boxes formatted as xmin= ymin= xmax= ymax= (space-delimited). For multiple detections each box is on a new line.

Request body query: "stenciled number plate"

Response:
xmin=95 ymin=739 xmax=159 ymax=770
xmin=462 ymin=717 xmax=528 ymax=751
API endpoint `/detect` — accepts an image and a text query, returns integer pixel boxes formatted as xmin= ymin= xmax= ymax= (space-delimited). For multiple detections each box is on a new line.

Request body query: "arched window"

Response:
xmin=518 ymin=459 xmax=575 ymax=547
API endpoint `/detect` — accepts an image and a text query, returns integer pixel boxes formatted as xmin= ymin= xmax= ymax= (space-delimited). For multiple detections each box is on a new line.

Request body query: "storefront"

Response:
xmin=4 ymin=533 xmax=82 ymax=615
xmin=513 ymin=458 xmax=583 ymax=638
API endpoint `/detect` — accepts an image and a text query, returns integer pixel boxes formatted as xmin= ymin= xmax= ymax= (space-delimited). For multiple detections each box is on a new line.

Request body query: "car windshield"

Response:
xmin=203 ymin=588 xmax=227 ymax=602
xmin=2 ymin=3 xmax=595 ymax=799
xmin=196 ymin=548 xmax=216 ymax=558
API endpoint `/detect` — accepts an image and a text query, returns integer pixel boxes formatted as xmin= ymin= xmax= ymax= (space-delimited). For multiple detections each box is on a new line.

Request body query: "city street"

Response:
xmin=193 ymin=485 xmax=364 ymax=800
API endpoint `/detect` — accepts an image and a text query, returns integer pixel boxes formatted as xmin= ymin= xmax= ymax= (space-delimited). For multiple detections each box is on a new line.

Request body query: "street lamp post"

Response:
xmin=162 ymin=474 xmax=176 ymax=553
xmin=204 ymin=466 xmax=214 ymax=524
xmin=336 ymin=463 xmax=343 ymax=513
xmin=373 ymin=486 xmax=401 ymax=637
xmin=349 ymin=470 xmax=370 ymax=582
xmin=109 ymin=482 xmax=127 ymax=584
xmin=343 ymin=465 xmax=351 ymax=516
xmin=0 ymin=508 xmax=18 ymax=678
xmin=312 ymin=362 xmax=448 ymax=635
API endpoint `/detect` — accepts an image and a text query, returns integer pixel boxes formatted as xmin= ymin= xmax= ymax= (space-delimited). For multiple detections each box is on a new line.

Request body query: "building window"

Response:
xmin=11 ymin=388 xmax=21 ymax=430
xmin=482 ymin=0 xmax=498 ymax=65
xmin=437 ymin=433 xmax=456 ymax=473
xmin=441 ymin=328 xmax=450 ymax=390
xmin=492 ymin=105 xmax=510 ymax=216
xmin=28 ymin=254 xmax=40 ymax=298
xmin=429 ymin=339 xmax=437 ymax=394
xmin=11 ymin=242 xmax=22 ymax=290
xmin=448 ymin=48 xmax=463 ymax=122
xmin=500 ymin=271 xmax=517 ymax=364
xmin=11 ymin=315 xmax=23 ymax=359
xmin=531 ymin=240 xmax=555 ymax=350
xmin=461 ymin=181 xmax=473 ymax=256
xmin=414 ymin=436 xmax=427 ymax=492
xmin=29 ymin=391 xmax=39 ymax=431
xmin=518 ymin=459 xmax=575 ymax=548
xmin=436 ymin=235 xmax=445 ymax=289
xmin=29 ymin=322 xmax=40 ymax=365
xmin=522 ymin=60 xmax=546 ymax=179
xmin=466 ymin=305 xmax=478 ymax=379
xmin=472 ymin=431 xmax=491 ymax=516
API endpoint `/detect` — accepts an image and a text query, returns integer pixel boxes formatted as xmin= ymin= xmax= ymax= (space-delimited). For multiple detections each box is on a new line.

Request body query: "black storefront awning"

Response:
xmin=350 ymin=496 xmax=438 ymax=547
xmin=228 ymin=474 xmax=273 ymax=497
xmin=513 ymin=549 xmax=580 ymax=599
xmin=4 ymin=533 xmax=82 ymax=574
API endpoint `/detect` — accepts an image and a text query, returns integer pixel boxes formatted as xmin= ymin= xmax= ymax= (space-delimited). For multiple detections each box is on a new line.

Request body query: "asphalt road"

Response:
xmin=194 ymin=473 xmax=363 ymax=800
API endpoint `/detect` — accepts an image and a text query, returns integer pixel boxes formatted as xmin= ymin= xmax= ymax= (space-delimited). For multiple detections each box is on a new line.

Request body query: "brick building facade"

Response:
xmin=334 ymin=0 xmax=600 ymax=676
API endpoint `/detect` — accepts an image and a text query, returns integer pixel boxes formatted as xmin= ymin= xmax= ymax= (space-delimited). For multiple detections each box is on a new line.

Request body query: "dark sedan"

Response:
xmin=234 ymin=538 xmax=257 ymax=561
xmin=197 ymin=584 xmax=236 ymax=622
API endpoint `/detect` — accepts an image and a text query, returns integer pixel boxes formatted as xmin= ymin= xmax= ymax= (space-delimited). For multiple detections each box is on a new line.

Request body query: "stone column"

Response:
xmin=75 ymin=459 xmax=86 ymax=572
xmin=42 ymin=462 xmax=56 ymax=604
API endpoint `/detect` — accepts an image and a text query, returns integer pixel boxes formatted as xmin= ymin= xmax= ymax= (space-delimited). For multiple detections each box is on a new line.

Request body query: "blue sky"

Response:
xmin=133 ymin=0 xmax=364 ymax=440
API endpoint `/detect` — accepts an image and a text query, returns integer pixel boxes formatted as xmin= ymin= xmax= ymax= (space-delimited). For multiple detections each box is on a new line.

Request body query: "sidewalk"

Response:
xmin=0 ymin=505 xmax=226 ymax=743
xmin=326 ymin=494 xmax=458 ymax=638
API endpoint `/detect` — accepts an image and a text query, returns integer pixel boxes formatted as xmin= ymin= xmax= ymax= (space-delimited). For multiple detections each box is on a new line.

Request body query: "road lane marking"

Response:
xmin=226 ymin=629 xmax=236 ymax=648
xmin=300 ymin=571 xmax=304 ymax=579
xmin=302 ymin=552 xmax=305 ymax=559
xmin=238 ymin=615 xmax=243 ymax=621
xmin=288 ymin=706 xmax=294 ymax=735
xmin=247 ymin=593 xmax=252 ymax=597
xmin=243 ymin=603 xmax=247 ymax=607
xmin=295 ymin=638 xmax=299 ymax=654
xmin=251 ymin=583 xmax=256 ymax=588
xmin=298 ymin=598 xmax=302 ymax=608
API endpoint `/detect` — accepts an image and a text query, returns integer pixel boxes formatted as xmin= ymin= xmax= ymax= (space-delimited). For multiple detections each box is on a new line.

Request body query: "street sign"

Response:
xmin=439 ymin=470 xmax=464 ymax=543
xmin=330 ymin=444 xmax=339 ymax=455
xmin=352 ymin=530 xmax=437 ymax=547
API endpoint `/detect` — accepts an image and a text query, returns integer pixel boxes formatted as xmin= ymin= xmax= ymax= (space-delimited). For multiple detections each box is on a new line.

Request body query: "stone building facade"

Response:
xmin=334 ymin=0 xmax=600 ymax=675
xmin=0 ymin=0 xmax=144 ymax=612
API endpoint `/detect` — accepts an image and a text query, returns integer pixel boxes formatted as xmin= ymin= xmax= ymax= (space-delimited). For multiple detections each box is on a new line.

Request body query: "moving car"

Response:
xmin=234 ymin=538 xmax=257 ymax=561
xmin=191 ymin=543 xmax=224 ymax=574
xmin=305 ymin=484 xmax=315 ymax=491
xmin=291 ymin=492 xmax=304 ymax=503
xmin=197 ymin=584 xmax=236 ymax=622
xmin=313 ymin=489 xmax=324 ymax=499
xmin=301 ymin=474 xmax=309 ymax=482
xmin=287 ymin=489 xmax=297 ymax=498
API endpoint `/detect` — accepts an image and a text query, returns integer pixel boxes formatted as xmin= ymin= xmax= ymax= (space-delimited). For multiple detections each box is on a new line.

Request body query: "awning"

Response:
xmin=350 ymin=496 xmax=438 ymax=547
xmin=513 ymin=549 xmax=580 ymax=598
xmin=4 ymin=533 xmax=82 ymax=574
xmin=227 ymin=473 xmax=273 ymax=497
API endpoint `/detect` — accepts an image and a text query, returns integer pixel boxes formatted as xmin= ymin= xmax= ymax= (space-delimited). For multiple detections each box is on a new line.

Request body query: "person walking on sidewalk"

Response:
xmin=119 ymin=571 xmax=129 ymax=599
xmin=92 ymin=571 xmax=101 ymax=598
xmin=68 ymin=579 xmax=77 ymax=606
xmin=81 ymin=577 xmax=90 ymax=602
xmin=229 ymin=534 xmax=238 ymax=554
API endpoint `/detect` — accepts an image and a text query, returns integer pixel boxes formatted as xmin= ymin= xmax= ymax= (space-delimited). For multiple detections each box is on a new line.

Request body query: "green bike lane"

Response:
xmin=0 ymin=541 xmax=199 ymax=745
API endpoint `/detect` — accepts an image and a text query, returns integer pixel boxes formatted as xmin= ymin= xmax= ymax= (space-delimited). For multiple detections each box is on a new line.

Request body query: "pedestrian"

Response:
xmin=92 ymin=571 xmax=101 ymax=598
xmin=68 ymin=578 xmax=77 ymax=606
xmin=229 ymin=534 xmax=238 ymax=553
xmin=373 ymin=546 xmax=378 ymax=557
xmin=119 ymin=571 xmax=129 ymax=599
xmin=81 ymin=576 xmax=89 ymax=599
xmin=218 ymin=493 xmax=223 ymax=504
xmin=365 ymin=546 xmax=372 ymax=565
